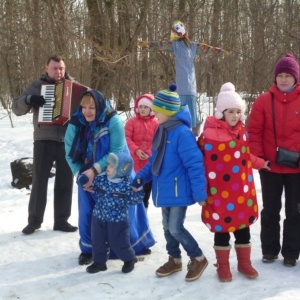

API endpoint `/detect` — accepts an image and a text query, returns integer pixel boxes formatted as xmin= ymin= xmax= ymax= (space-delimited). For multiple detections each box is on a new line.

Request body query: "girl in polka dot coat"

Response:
xmin=198 ymin=82 xmax=270 ymax=283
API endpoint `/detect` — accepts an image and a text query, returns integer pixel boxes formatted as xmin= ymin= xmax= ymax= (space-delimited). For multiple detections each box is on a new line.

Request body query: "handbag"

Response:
xmin=10 ymin=157 xmax=56 ymax=189
xmin=272 ymin=95 xmax=300 ymax=168
xmin=275 ymin=147 xmax=300 ymax=169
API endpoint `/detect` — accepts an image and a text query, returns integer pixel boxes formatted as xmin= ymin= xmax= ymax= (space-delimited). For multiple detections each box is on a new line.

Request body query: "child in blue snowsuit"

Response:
xmin=86 ymin=152 xmax=144 ymax=274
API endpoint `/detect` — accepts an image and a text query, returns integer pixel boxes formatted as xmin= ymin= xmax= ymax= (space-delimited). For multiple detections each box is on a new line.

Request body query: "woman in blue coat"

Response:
xmin=65 ymin=90 xmax=155 ymax=265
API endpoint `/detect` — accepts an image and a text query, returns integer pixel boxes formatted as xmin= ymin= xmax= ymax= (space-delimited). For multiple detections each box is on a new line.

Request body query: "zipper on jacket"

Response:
xmin=175 ymin=177 xmax=178 ymax=197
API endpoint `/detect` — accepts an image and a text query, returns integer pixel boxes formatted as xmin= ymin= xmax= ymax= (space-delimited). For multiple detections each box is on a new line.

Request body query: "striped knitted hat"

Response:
xmin=152 ymin=83 xmax=181 ymax=116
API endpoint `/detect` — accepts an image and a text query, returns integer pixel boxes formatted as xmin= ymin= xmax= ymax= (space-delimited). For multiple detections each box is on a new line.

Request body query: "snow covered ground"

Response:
xmin=1 ymin=109 xmax=300 ymax=300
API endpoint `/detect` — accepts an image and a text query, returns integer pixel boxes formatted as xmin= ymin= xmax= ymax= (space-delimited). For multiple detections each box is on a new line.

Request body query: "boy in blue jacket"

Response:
xmin=132 ymin=84 xmax=208 ymax=282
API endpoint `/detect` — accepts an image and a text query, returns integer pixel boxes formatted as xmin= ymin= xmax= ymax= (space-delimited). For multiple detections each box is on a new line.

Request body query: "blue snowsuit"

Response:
xmin=91 ymin=174 xmax=144 ymax=263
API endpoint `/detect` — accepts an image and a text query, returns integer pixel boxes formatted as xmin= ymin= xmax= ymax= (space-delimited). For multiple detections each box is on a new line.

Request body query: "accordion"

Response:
xmin=38 ymin=79 xmax=88 ymax=125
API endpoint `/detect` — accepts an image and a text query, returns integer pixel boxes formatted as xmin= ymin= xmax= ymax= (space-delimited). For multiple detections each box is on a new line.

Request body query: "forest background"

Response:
xmin=1 ymin=0 xmax=300 ymax=126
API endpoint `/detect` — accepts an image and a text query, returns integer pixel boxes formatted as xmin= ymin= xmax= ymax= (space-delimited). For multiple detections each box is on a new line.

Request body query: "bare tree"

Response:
xmin=2 ymin=0 xmax=300 ymax=127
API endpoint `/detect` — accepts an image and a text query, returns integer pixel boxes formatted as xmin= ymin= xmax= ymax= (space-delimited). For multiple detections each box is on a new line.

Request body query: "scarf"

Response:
xmin=152 ymin=118 xmax=183 ymax=176
xmin=68 ymin=108 xmax=116 ymax=167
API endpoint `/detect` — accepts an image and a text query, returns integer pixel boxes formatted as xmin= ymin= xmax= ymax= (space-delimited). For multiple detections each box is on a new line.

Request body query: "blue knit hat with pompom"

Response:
xmin=152 ymin=83 xmax=181 ymax=116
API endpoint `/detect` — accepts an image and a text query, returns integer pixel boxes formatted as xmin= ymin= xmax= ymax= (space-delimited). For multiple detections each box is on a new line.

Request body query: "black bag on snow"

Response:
xmin=10 ymin=157 xmax=33 ymax=189
xmin=10 ymin=157 xmax=56 ymax=189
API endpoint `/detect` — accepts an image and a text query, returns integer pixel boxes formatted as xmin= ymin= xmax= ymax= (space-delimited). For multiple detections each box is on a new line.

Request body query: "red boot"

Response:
xmin=235 ymin=244 xmax=258 ymax=279
xmin=214 ymin=246 xmax=232 ymax=282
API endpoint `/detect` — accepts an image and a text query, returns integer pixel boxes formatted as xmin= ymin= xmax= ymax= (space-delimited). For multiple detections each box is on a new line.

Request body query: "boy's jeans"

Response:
xmin=162 ymin=206 xmax=203 ymax=258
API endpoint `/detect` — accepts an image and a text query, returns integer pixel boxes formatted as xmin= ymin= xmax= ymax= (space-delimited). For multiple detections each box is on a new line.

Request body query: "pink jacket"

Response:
xmin=125 ymin=95 xmax=158 ymax=173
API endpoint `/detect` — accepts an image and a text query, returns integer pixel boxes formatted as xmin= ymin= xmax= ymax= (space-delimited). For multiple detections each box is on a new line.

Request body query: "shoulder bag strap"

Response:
xmin=271 ymin=93 xmax=278 ymax=148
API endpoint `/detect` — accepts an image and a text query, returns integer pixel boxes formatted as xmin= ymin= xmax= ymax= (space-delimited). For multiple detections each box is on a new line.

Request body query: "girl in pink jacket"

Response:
xmin=198 ymin=82 xmax=269 ymax=283
xmin=125 ymin=94 xmax=158 ymax=209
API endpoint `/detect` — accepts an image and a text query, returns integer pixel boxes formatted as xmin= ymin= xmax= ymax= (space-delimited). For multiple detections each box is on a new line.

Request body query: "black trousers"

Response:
xmin=214 ymin=227 xmax=251 ymax=247
xmin=259 ymin=170 xmax=300 ymax=259
xmin=28 ymin=140 xmax=73 ymax=226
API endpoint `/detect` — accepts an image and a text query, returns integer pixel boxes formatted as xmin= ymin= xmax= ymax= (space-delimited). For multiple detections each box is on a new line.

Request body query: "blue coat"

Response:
xmin=64 ymin=90 xmax=125 ymax=175
xmin=92 ymin=174 xmax=144 ymax=222
xmin=136 ymin=106 xmax=207 ymax=207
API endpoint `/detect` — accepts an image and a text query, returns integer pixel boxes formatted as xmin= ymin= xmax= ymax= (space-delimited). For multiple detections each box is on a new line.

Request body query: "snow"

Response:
xmin=1 ymin=110 xmax=300 ymax=300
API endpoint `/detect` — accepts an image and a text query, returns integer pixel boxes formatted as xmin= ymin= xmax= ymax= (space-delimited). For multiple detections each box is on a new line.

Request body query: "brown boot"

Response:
xmin=214 ymin=246 xmax=232 ymax=282
xmin=235 ymin=244 xmax=258 ymax=279
xmin=185 ymin=255 xmax=208 ymax=282
xmin=155 ymin=256 xmax=182 ymax=277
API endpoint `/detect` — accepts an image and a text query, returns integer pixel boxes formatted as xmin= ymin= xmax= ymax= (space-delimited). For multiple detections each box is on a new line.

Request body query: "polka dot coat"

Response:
xmin=198 ymin=116 xmax=265 ymax=233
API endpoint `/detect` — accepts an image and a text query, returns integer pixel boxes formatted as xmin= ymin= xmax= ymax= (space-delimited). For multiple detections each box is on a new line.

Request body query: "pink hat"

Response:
xmin=274 ymin=53 xmax=299 ymax=84
xmin=134 ymin=94 xmax=155 ymax=116
xmin=138 ymin=97 xmax=153 ymax=108
xmin=215 ymin=82 xmax=246 ymax=121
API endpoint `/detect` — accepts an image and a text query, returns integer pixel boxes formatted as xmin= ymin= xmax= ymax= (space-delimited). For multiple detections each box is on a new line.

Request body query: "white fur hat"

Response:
xmin=215 ymin=82 xmax=246 ymax=121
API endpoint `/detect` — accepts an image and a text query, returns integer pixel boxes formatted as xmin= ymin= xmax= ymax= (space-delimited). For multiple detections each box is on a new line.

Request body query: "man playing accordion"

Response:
xmin=12 ymin=54 xmax=79 ymax=235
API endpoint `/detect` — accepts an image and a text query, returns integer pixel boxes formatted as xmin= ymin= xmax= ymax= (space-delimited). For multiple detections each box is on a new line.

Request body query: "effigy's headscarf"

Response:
xmin=170 ymin=20 xmax=191 ymax=47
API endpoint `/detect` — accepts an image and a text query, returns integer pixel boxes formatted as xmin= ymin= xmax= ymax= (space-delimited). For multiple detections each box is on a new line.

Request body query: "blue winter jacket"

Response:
xmin=65 ymin=90 xmax=125 ymax=175
xmin=136 ymin=106 xmax=207 ymax=207
xmin=92 ymin=174 xmax=144 ymax=222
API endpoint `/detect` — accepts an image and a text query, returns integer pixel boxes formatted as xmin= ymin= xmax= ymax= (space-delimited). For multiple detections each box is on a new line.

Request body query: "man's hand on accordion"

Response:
xmin=27 ymin=95 xmax=46 ymax=107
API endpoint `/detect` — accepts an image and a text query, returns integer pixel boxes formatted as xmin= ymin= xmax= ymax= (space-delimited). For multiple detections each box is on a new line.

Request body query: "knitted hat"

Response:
xmin=134 ymin=94 xmax=155 ymax=116
xmin=138 ymin=97 xmax=153 ymax=108
xmin=152 ymin=83 xmax=181 ymax=116
xmin=274 ymin=54 xmax=299 ymax=84
xmin=107 ymin=152 xmax=133 ymax=179
xmin=215 ymin=82 xmax=246 ymax=121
